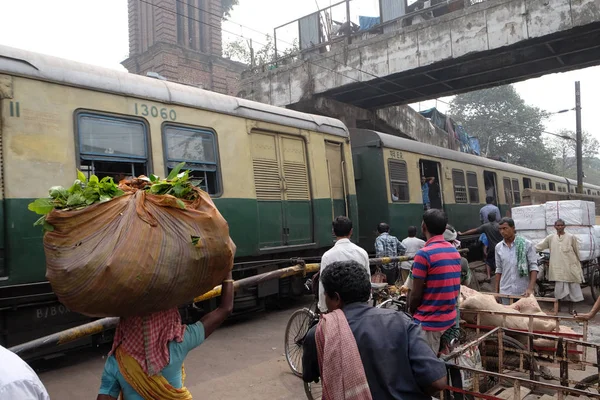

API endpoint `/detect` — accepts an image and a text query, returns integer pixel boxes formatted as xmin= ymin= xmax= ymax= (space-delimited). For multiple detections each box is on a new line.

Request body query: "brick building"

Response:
xmin=122 ymin=0 xmax=246 ymax=96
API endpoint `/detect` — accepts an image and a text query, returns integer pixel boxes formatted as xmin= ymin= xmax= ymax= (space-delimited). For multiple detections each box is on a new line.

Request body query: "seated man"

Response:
xmin=302 ymin=260 xmax=447 ymax=399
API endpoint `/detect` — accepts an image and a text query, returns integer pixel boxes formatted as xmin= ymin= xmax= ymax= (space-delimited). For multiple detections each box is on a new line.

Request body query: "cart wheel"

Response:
xmin=304 ymin=380 xmax=322 ymax=400
xmin=575 ymin=374 xmax=600 ymax=393
xmin=479 ymin=335 xmax=538 ymax=391
xmin=285 ymin=308 xmax=315 ymax=378
xmin=591 ymin=267 xmax=600 ymax=302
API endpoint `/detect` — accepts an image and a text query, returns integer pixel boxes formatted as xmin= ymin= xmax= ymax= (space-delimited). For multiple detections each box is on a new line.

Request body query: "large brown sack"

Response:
xmin=44 ymin=186 xmax=235 ymax=317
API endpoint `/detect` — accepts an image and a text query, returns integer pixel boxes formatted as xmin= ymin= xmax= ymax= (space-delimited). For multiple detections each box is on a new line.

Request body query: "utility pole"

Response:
xmin=575 ymin=81 xmax=583 ymax=194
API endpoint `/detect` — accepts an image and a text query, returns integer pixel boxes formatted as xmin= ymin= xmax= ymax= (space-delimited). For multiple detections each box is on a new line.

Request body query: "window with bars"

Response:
xmin=541 ymin=183 xmax=547 ymax=191
xmin=77 ymin=112 xmax=149 ymax=180
xmin=163 ymin=124 xmax=220 ymax=195
xmin=389 ymin=160 xmax=409 ymax=202
xmin=467 ymin=171 xmax=479 ymax=204
xmin=453 ymin=169 xmax=467 ymax=203
xmin=503 ymin=178 xmax=512 ymax=203
xmin=512 ymin=179 xmax=521 ymax=204
xmin=535 ymin=182 xmax=541 ymax=190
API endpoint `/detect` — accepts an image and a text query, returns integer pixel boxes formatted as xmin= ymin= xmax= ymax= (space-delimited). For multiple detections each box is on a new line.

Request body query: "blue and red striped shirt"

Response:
xmin=412 ymin=235 xmax=461 ymax=331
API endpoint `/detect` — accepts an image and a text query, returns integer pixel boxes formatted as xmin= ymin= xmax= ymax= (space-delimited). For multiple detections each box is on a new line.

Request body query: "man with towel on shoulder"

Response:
xmin=302 ymin=260 xmax=446 ymax=399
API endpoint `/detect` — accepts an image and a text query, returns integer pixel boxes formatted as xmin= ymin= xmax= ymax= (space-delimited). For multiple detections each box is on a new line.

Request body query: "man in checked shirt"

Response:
xmin=375 ymin=222 xmax=407 ymax=285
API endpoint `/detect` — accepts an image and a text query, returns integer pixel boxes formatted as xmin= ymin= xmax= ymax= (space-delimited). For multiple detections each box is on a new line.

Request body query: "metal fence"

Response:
xmin=272 ymin=0 xmax=478 ymax=64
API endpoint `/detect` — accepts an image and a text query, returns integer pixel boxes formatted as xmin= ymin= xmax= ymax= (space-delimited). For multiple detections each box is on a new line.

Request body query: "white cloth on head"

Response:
xmin=0 ymin=345 xmax=50 ymax=400
xmin=318 ymin=238 xmax=370 ymax=313
xmin=554 ymin=282 xmax=584 ymax=302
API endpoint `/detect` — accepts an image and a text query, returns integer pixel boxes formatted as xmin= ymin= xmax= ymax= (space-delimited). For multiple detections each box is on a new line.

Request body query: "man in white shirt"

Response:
xmin=318 ymin=216 xmax=370 ymax=313
xmin=0 ymin=345 xmax=50 ymax=400
xmin=400 ymin=226 xmax=426 ymax=283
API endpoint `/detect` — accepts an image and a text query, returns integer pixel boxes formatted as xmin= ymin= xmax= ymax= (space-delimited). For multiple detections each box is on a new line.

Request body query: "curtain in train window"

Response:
xmin=467 ymin=171 xmax=479 ymax=204
xmin=452 ymin=169 xmax=467 ymax=203
xmin=388 ymin=160 xmax=409 ymax=202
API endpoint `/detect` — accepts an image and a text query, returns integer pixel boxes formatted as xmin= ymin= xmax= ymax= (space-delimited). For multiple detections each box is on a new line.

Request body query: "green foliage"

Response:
xmin=221 ymin=0 xmax=238 ymax=18
xmin=224 ymin=34 xmax=299 ymax=67
xmin=29 ymin=163 xmax=202 ymax=232
xmin=29 ymin=173 xmax=124 ymax=232
xmin=449 ymin=85 xmax=556 ymax=174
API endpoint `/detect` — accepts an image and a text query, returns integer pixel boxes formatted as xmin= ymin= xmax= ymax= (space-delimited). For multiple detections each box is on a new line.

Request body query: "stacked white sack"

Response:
xmin=544 ymin=200 xmax=595 ymax=226
xmin=519 ymin=230 xmax=548 ymax=247
xmin=512 ymin=205 xmax=546 ymax=231
xmin=594 ymin=226 xmax=600 ymax=258
xmin=545 ymin=226 xmax=596 ymax=261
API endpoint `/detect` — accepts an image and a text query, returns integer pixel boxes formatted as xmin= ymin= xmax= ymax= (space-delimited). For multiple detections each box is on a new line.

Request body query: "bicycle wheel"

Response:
xmin=304 ymin=380 xmax=323 ymax=400
xmin=285 ymin=308 xmax=315 ymax=378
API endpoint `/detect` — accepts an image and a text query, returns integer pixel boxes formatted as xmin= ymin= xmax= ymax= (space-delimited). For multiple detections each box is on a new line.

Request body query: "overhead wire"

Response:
xmin=140 ymin=0 xmax=576 ymax=140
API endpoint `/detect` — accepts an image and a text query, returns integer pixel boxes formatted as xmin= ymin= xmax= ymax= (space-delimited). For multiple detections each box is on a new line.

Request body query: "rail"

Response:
xmin=9 ymin=255 xmax=416 ymax=357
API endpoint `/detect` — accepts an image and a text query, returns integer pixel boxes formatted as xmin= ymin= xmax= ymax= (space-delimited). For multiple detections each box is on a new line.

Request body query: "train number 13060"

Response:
xmin=134 ymin=103 xmax=177 ymax=121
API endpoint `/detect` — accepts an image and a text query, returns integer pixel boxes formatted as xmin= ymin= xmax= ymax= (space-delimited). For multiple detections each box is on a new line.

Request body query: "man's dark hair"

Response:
xmin=486 ymin=196 xmax=494 ymax=204
xmin=377 ymin=222 xmax=390 ymax=234
xmin=321 ymin=260 xmax=371 ymax=304
xmin=487 ymin=212 xmax=497 ymax=223
xmin=423 ymin=209 xmax=448 ymax=236
xmin=332 ymin=216 xmax=353 ymax=237
xmin=407 ymin=226 xmax=417 ymax=237
xmin=499 ymin=217 xmax=515 ymax=228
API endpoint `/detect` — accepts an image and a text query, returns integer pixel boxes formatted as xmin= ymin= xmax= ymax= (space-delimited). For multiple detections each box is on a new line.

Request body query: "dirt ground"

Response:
xmin=33 ymin=283 xmax=600 ymax=400
xmin=35 ymin=299 xmax=312 ymax=400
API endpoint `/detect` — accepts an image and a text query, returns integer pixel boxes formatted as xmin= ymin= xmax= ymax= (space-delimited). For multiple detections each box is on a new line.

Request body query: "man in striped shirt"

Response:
xmin=410 ymin=209 xmax=462 ymax=355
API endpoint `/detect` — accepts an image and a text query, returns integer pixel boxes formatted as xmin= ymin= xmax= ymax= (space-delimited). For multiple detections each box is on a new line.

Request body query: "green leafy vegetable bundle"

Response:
xmin=29 ymin=162 xmax=198 ymax=231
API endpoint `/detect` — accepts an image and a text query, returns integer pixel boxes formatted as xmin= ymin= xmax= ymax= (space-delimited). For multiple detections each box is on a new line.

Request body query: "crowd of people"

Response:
xmin=1 ymin=189 xmax=594 ymax=400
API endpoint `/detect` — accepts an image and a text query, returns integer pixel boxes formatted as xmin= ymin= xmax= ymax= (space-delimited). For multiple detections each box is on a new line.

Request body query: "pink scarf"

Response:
xmin=315 ymin=309 xmax=372 ymax=400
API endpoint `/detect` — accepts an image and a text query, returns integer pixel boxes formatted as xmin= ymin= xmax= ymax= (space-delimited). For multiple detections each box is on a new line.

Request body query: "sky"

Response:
xmin=0 ymin=0 xmax=598 ymax=143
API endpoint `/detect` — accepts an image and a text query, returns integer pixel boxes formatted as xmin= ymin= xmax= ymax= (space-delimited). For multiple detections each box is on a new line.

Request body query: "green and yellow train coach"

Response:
xmin=350 ymin=129 xmax=600 ymax=252
xmin=0 ymin=45 xmax=357 ymax=350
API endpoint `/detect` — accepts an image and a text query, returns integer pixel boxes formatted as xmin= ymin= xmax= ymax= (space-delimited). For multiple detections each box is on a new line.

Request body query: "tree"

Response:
xmin=221 ymin=0 xmax=238 ymax=18
xmin=223 ymin=35 xmax=299 ymax=67
xmin=449 ymin=85 xmax=556 ymax=173
xmin=546 ymin=129 xmax=600 ymax=178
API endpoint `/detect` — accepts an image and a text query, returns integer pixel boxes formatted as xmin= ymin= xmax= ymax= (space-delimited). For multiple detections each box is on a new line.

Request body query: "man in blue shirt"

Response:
xmin=480 ymin=196 xmax=501 ymax=224
xmin=421 ymin=176 xmax=432 ymax=210
xmin=303 ymin=260 xmax=447 ymax=399
xmin=375 ymin=222 xmax=407 ymax=284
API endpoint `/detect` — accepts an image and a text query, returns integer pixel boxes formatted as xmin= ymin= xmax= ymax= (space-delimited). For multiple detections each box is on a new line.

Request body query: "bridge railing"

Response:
xmin=270 ymin=0 xmax=481 ymax=67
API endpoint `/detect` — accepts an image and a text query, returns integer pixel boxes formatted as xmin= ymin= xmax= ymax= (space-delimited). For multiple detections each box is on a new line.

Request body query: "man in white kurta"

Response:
xmin=535 ymin=219 xmax=584 ymax=309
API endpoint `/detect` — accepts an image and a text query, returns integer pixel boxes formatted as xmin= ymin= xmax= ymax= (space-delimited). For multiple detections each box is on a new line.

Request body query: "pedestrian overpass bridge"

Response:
xmin=241 ymin=0 xmax=600 ymax=109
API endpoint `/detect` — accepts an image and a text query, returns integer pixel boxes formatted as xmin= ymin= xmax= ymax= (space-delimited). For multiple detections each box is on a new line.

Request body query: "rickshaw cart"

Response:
xmin=442 ymin=327 xmax=600 ymax=400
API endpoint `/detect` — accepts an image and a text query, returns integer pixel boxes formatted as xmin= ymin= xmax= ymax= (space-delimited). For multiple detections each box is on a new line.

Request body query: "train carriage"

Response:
xmin=350 ymin=128 xmax=600 ymax=252
xmin=0 ymin=45 xmax=357 ymax=351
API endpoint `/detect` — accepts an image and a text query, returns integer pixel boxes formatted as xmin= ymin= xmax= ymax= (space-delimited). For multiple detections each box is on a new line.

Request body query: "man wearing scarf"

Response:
xmin=302 ymin=261 xmax=446 ymax=399
xmin=495 ymin=217 xmax=539 ymax=305
xmin=96 ymin=271 xmax=234 ymax=400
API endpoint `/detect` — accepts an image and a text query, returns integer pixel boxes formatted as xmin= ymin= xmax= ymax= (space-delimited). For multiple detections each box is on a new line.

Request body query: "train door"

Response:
xmin=483 ymin=170 xmax=498 ymax=204
xmin=325 ymin=141 xmax=347 ymax=219
xmin=250 ymin=132 xmax=312 ymax=249
xmin=419 ymin=159 xmax=443 ymax=209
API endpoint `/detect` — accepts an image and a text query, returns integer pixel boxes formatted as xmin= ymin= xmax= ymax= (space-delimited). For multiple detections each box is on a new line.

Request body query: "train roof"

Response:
xmin=0 ymin=45 xmax=348 ymax=138
xmin=350 ymin=129 xmax=600 ymax=190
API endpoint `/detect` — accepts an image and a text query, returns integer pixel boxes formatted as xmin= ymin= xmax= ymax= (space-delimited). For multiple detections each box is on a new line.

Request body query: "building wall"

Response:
xmin=123 ymin=0 xmax=245 ymax=96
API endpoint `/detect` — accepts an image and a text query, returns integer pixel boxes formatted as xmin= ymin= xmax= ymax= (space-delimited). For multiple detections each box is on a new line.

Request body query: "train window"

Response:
xmin=523 ymin=177 xmax=531 ymax=189
xmin=549 ymin=182 xmax=556 ymax=191
xmin=388 ymin=160 xmax=409 ymax=202
xmin=535 ymin=182 xmax=541 ymax=190
xmin=541 ymin=183 xmax=547 ymax=191
xmin=503 ymin=177 xmax=512 ymax=203
xmin=571 ymin=188 xmax=575 ymax=193
xmin=452 ymin=169 xmax=467 ymax=203
xmin=512 ymin=179 xmax=521 ymax=205
xmin=163 ymin=124 xmax=220 ymax=195
xmin=77 ymin=113 xmax=149 ymax=179
xmin=467 ymin=172 xmax=479 ymax=204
